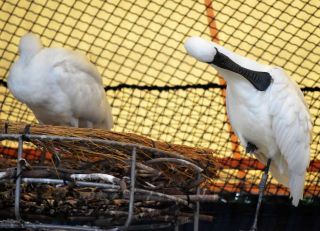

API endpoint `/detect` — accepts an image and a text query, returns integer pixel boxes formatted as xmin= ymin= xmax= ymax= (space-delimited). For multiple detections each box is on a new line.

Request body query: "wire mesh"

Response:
xmin=0 ymin=0 xmax=319 ymax=199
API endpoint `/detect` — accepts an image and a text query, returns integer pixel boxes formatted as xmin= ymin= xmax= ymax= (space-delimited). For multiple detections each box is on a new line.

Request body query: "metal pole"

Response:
xmin=193 ymin=173 xmax=201 ymax=231
xmin=14 ymin=135 xmax=23 ymax=220
xmin=124 ymin=147 xmax=137 ymax=229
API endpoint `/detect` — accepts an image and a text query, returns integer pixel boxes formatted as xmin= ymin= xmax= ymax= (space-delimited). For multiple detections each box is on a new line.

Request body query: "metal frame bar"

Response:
xmin=124 ymin=147 xmax=137 ymax=229
xmin=14 ymin=135 xmax=23 ymax=220
xmin=193 ymin=172 xmax=201 ymax=231
xmin=0 ymin=133 xmax=205 ymax=230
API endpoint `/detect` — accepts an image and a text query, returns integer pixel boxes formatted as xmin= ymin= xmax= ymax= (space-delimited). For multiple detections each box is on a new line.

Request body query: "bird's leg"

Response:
xmin=86 ymin=121 xmax=93 ymax=128
xmin=250 ymin=158 xmax=272 ymax=231
xmin=70 ymin=118 xmax=79 ymax=128
xmin=4 ymin=121 xmax=9 ymax=133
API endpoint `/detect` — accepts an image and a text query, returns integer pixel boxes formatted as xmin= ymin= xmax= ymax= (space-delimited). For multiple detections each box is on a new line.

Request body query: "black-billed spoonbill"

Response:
xmin=185 ymin=36 xmax=312 ymax=230
xmin=8 ymin=33 xmax=113 ymax=130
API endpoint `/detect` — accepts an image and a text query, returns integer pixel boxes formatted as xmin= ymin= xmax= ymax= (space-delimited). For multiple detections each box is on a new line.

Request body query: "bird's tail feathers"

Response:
xmin=255 ymin=152 xmax=290 ymax=187
xmin=102 ymin=116 xmax=113 ymax=130
xmin=289 ymin=173 xmax=305 ymax=206
xmin=261 ymin=155 xmax=305 ymax=206
xmin=269 ymin=162 xmax=290 ymax=187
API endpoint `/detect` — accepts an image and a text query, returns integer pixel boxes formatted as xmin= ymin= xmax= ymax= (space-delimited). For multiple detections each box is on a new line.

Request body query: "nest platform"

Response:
xmin=0 ymin=120 xmax=219 ymax=230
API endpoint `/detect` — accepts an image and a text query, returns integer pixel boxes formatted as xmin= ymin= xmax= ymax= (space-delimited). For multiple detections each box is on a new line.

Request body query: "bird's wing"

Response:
xmin=269 ymin=67 xmax=312 ymax=173
xmin=54 ymin=49 xmax=103 ymax=85
xmin=49 ymin=49 xmax=110 ymax=124
xmin=268 ymin=68 xmax=312 ymax=205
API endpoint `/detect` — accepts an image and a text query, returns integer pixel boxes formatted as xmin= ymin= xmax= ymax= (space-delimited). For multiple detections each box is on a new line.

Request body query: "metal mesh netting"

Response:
xmin=0 ymin=1 xmax=319 ymax=198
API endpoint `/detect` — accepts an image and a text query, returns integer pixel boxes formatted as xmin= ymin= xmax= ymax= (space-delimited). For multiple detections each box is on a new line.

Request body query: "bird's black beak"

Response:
xmin=208 ymin=48 xmax=272 ymax=91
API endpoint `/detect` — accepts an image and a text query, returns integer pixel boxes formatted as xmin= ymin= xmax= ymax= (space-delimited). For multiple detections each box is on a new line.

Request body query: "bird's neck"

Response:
xmin=220 ymin=68 xmax=264 ymax=103
xmin=19 ymin=53 xmax=36 ymax=66
xmin=210 ymin=49 xmax=272 ymax=91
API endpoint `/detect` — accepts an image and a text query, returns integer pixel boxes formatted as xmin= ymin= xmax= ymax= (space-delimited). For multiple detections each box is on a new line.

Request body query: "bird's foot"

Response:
xmin=246 ymin=142 xmax=257 ymax=154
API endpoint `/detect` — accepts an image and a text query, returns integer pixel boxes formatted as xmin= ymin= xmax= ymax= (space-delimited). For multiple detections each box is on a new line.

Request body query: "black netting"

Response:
xmin=0 ymin=0 xmax=319 ymax=198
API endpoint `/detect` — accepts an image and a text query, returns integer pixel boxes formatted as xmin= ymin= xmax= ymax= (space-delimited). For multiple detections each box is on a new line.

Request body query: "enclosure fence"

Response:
xmin=0 ymin=0 xmax=319 ymax=198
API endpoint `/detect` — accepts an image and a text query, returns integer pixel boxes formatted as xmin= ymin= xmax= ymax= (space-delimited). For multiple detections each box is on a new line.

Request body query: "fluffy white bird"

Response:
xmin=8 ymin=33 xmax=113 ymax=129
xmin=185 ymin=36 xmax=312 ymax=229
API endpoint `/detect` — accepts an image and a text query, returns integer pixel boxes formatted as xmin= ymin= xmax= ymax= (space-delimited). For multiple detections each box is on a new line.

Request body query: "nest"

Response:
xmin=0 ymin=120 xmax=219 ymax=228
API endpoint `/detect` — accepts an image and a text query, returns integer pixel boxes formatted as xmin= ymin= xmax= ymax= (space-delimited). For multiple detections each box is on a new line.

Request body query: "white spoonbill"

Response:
xmin=185 ymin=36 xmax=312 ymax=230
xmin=8 ymin=33 xmax=113 ymax=129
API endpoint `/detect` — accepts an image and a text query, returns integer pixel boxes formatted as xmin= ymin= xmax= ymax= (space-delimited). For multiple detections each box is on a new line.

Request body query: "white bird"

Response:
xmin=8 ymin=33 xmax=113 ymax=130
xmin=185 ymin=36 xmax=312 ymax=229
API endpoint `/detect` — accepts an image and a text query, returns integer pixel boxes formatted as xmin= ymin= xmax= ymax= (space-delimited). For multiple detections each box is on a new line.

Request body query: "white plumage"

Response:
xmin=185 ymin=36 xmax=312 ymax=206
xmin=8 ymin=33 xmax=113 ymax=130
